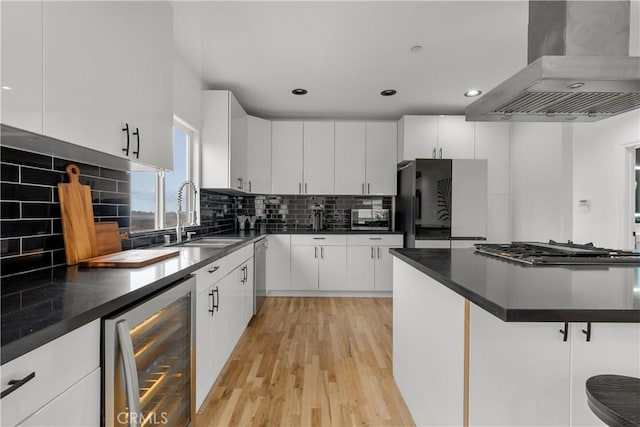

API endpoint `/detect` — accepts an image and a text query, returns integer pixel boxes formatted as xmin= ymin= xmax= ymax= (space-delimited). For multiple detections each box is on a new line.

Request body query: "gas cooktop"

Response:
xmin=473 ymin=240 xmax=640 ymax=265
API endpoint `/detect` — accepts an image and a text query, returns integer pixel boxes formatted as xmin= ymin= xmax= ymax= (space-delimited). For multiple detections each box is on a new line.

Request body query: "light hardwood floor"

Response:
xmin=196 ymin=297 xmax=415 ymax=426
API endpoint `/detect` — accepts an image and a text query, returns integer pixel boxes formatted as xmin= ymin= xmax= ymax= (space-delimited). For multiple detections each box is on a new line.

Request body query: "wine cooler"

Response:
xmin=104 ymin=276 xmax=195 ymax=427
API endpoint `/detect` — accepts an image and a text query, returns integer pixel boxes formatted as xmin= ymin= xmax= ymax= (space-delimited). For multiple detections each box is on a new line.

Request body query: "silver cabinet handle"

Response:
xmin=369 ymin=237 xmax=382 ymax=240
xmin=116 ymin=320 xmax=142 ymax=427
xmin=208 ymin=265 xmax=220 ymax=274
xmin=371 ymin=247 xmax=374 ymax=258
xmin=208 ymin=289 xmax=215 ymax=315
xmin=362 ymin=183 xmax=365 ymax=194
xmin=367 ymin=183 xmax=370 ymax=194
xmin=237 ymin=177 xmax=243 ymax=190
xmin=305 ymin=182 xmax=308 ymax=193
xmin=321 ymin=247 xmax=324 ymax=259
xmin=439 ymin=147 xmax=443 ymax=158
xmin=132 ymin=127 xmax=140 ymax=159
xmin=315 ymin=246 xmax=318 ymax=258
xmin=312 ymin=237 xmax=326 ymax=240
xmin=243 ymin=265 xmax=248 ymax=282
xmin=377 ymin=247 xmax=381 ymax=258
xmin=299 ymin=182 xmax=302 ymax=194
xmin=432 ymin=148 xmax=436 ymax=158
xmin=1 ymin=371 xmax=35 ymax=399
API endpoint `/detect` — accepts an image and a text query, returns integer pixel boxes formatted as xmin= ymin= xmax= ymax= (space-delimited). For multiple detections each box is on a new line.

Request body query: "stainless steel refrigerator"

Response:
xmin=397 ymin=159 xmax=488 ymax=247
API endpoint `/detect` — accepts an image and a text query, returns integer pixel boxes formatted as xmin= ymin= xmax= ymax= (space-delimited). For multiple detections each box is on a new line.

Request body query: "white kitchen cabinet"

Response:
xmin=195 ymin=285 xmax=215 ymax=410
xmin=303 ymin=122 xmax=335 ymax=194
xmin=240 ymin=258 xmax=254 ymax=328
xmin=346 ymin=235 xmax=403 ymax=292
xmin=18 ymin=369 xmax=100 ymax=427
xmin=569 ymin=322 xmax=640 ymax=426
xmin=475 ymin=122 xmax=511 ymax=195
xmin=271 ymin=121 xmax=304 ymax=194
xmin=451 ymin=159 xmax=488 ymax=238
xmin=290 ymin=235 xmax=347 ymax=291
xmin=398 ymin=115 xmax=475 ymax=162
xmin=397 ymin=116 xmax=438 ymax=161
xmin=393 ymin=258 xmax=465 ymax=427
xmin=437 ymin=116 xmax=475 ymax=159
xmin=365 ymin=122 xmax=397 ymax=195
xmin=266 ymin=235 xmax=291 ymax=291
xmin=1 ymin=1 xmax=42 ymax=134
xmin=42 ymin=1 xmax=173 ymax=170
xmin=202 ymin=90 xmax=249 ymax=190
xmin=335 ymin=122 xmax=367 ymax=195
xmin=247 ymin=116 xmax=272 ymax=194
xmin=468 ymin=303 xmax=571 ymax=426
xmin=0 ymin=320 xmax=100 ymax=427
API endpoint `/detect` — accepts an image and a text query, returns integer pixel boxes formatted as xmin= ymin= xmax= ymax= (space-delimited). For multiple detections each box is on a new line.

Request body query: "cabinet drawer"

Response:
xmin=347 ymin=234 xmax=403 ymax=246
xmin=226 ymin=244 xmax=254 ymax=270
xmin=195 ymin=257 xmax=229 ymax=293
xmin=291 ymin=235 xmax=347 ymax=246
xmin=1 ymin=320 xmax=100 ymax=427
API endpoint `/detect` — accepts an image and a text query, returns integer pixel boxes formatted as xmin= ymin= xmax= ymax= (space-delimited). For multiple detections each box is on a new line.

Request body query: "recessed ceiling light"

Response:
xmin=567 ymin=82 xmax=585 ymax=89
xmin=2 ymin=86 xmax=12 ymax=90
xmin=464 ymin=89 xmax=482 ymax=97
xmin=380 ymin=89 xmax=397 ymax=96
xmin=292 ymin=88 xmax=308 ymax=95
xmin=410 ymin=45 xmax=423 ymax=54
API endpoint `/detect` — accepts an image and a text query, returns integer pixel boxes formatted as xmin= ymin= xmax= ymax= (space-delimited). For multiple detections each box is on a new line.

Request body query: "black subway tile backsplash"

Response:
xmin=1 ymin=146 xmax=131 ymax=279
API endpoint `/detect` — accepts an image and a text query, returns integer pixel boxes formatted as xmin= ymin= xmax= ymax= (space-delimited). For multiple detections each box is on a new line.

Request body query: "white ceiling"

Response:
xmin=172 ymin=1 xmax=529 ymax=120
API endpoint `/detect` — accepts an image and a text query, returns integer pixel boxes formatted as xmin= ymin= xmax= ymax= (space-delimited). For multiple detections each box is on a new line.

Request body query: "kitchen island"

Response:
xmin=391 ymin=248 xmax=640 ymax=427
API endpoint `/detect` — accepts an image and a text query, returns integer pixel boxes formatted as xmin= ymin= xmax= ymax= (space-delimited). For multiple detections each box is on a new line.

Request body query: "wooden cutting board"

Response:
xmin=94 ymin=222 xmax=128 ymax=256
xmin=57 ymin=164 xmax=97 ymax=265
xmin=78 ymin=249 xmax=180 ymax=268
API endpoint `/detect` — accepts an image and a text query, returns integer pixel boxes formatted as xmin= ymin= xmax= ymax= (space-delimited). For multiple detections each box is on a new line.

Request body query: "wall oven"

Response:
xmin=104 ymin=276 xmax=196 ymax=427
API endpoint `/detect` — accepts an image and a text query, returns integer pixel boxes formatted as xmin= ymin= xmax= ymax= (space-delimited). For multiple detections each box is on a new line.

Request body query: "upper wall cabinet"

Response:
xmin=202 ymin=90 xmax=249 ymax=191
xmin=271 ymin=121 xmax=303 ymax=194
xmin=42 ymin=1 xmax=173 ymax=170
xmin=303 ymin=122 xmax=335 ymax=194
xmin=398 ymin=115 xmax=475 ymax=162
xmin=334 ymin=121 xmax=397 ymax=196
xmin=1 ymin=1 xmax=43 ymax=134
xmin=475 ymin=122 xmax=510 ymax=195
xmin=246 ymin=116 xmax=272 ymax=194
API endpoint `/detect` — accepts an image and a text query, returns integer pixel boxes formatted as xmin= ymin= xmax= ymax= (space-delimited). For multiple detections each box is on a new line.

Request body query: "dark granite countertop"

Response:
xmin=1 ymin=235 xmax=263 ymax=365
xmin=390 ymin=248 xmax=640 ymax=323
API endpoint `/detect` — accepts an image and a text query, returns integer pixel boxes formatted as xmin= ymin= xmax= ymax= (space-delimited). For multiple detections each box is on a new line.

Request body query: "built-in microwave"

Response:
xmin=351 ymin=209 xmax=390 ymax=230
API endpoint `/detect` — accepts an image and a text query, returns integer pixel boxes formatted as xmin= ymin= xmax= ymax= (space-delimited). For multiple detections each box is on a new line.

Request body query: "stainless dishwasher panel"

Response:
xmin=104 ymin=276 xmax=196 ymax=427
xmin=254 ymin=238 xmax=267 ymax=314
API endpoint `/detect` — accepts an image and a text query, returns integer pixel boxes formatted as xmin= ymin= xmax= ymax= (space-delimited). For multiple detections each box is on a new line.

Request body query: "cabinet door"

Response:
xmin=335 ymin=122 xmax=366 ymax=195
xmin=229 ymin=92 xmax=248 ymax=191
xmin=366 ymin=122 xmax=397 ymax=195
xmin=241 ymin=260 xmax=254 ymax=327
xmin=290 ymin=245 xmax=319 ymax=291
xmin=437 ymin=116 xmax=475 ymax=159
xmin=469 ymin=303 xmax=571 ymax=426
xmin=374 ymin=246 xmax=398 ymax=291
xmin=398 ymin=116 xmax=438 ymax=161
xmin=43 ymin=2 xmax=173 ymax=169
xmin=451 ymin=159 xmax=487 ymax=238
xmin=346 ymin=246 xmax=375 ymax=291
xmin=303 ymin=122 xmax=335 ymax=194
xmin=267 ymin=235 xmax=291 ymax=291
xmin=272 ymin=121 xmax=303 ymax=194
xmin=1 ymin=0 xmax=42 ymax=134
xmin=18 ymin=369 xmax=100 ymax=427
xmin=195 ymin=287 xmax=214 ymax=411
xmin=569 ymin=322 xmax=640 ymax=427
xmin=247 ymin=116 xmax=272 ymax=194
xmin=211 ymin=281 xmax=230 ymax=381
xmin=318 ymin=245 xmax=347 ymax=291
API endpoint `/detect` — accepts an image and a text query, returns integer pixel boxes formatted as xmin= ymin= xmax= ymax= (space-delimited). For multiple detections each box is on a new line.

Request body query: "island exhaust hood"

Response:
xmin=466 ymin=0 xmax=640 ymax=122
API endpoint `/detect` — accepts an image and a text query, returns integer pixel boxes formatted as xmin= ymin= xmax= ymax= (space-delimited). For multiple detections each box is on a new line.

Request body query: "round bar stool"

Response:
xmin=586 ymin=375 xmax=640 ymax=427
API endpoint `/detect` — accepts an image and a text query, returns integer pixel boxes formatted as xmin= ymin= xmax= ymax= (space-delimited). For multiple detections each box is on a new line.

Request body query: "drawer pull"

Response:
xmin=208 ymin=266 xmax=220 ymax=274
xmin=312 ymin=237 xmax=326 ymax=240
xmin=369 ymin=237 xmax=383 ymax=240
xmin=1 ymin=371 xmax=36 ymax=399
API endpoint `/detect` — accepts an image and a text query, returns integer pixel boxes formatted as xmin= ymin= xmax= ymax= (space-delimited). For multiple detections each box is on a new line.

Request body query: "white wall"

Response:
xmin=173 ymin=52 xmax=203 ymax=130
xmin=572 ymin=110 xmax=640 ymax=249
xmin=510 ymin=123 xmax=573 ymax=242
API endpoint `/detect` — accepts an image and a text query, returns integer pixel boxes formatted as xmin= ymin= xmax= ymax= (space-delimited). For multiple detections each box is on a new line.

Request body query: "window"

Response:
xmin=130 ymin=119 xmax=198 ymax=233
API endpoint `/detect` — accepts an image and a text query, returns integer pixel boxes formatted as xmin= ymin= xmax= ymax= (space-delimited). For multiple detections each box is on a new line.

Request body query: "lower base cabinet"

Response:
xmin=346 ymin=235 xmax=402 ymax=291
xmin=18 ymin=369 xmax=100 ymax=427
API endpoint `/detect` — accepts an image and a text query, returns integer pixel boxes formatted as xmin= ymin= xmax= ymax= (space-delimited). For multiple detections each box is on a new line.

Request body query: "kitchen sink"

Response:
xmin=178 ymin=238 xmax=244 ymax=248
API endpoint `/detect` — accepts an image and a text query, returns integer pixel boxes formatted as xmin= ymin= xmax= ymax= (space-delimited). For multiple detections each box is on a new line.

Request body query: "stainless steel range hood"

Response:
xmin=466 ymin=1 xmax=640 ymax=123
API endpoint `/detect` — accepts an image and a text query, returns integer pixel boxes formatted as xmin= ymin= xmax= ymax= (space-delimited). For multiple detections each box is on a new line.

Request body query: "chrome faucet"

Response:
xmin=176 ymin=180 xmax=198 ymax=243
